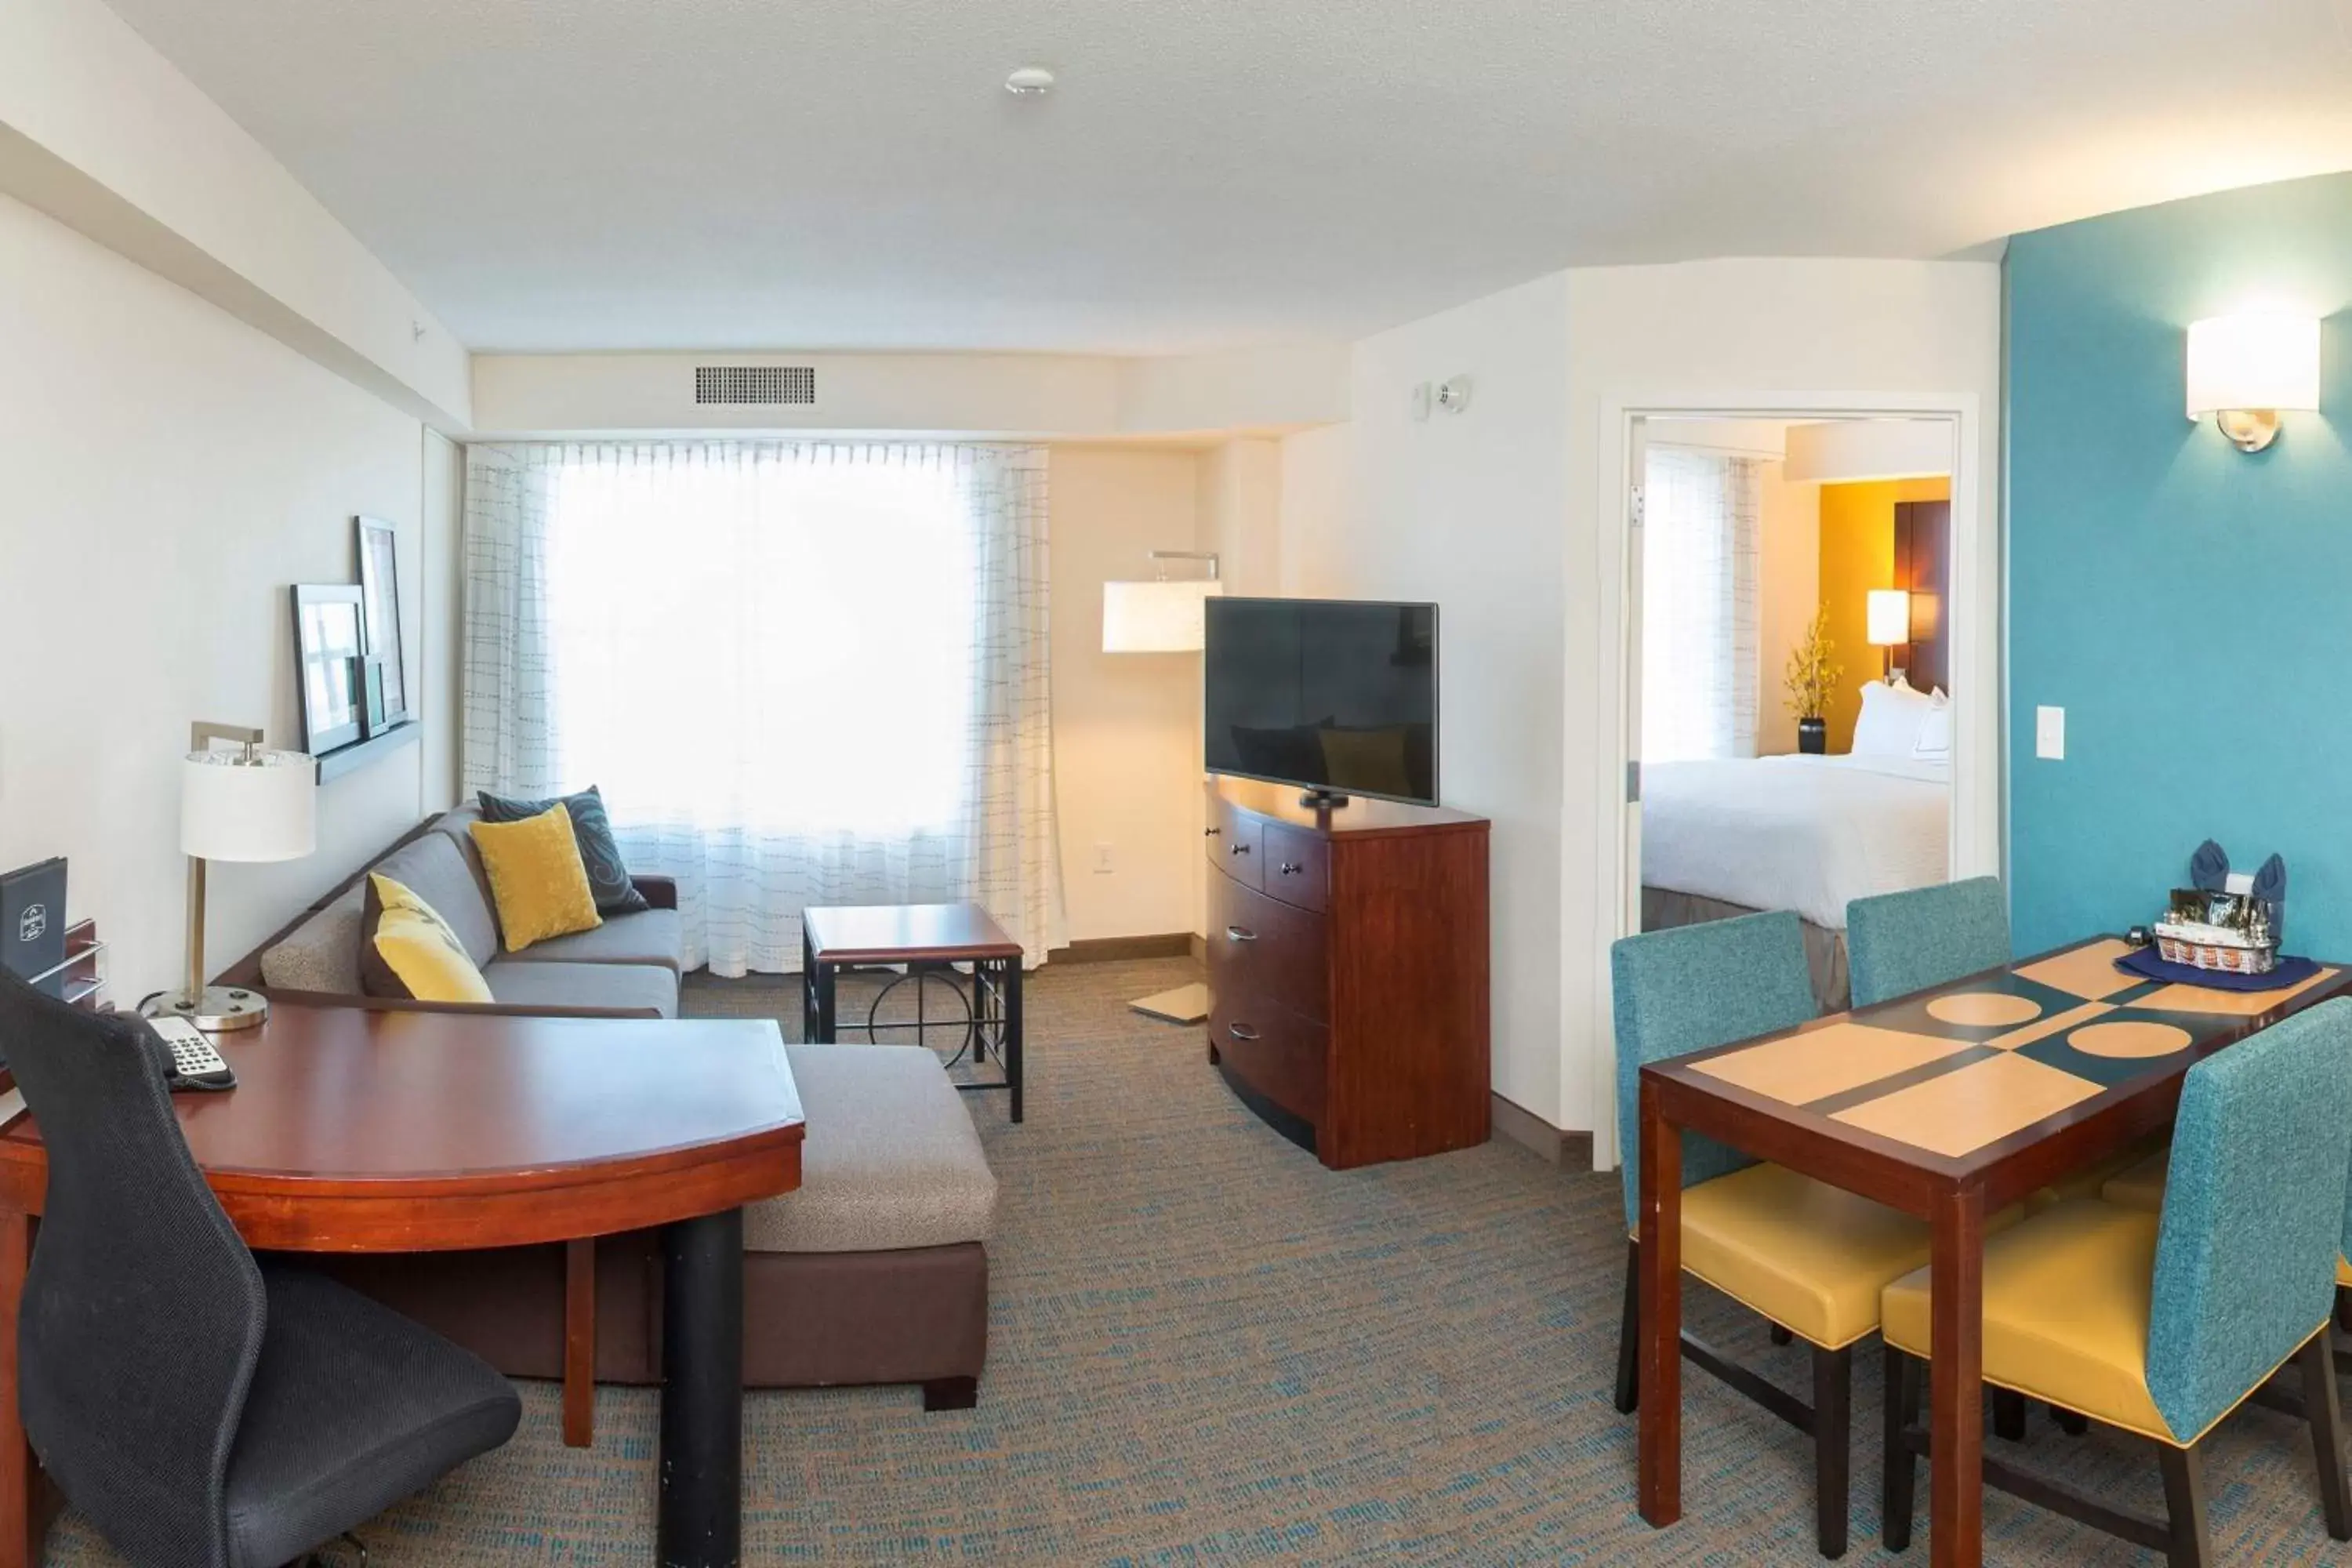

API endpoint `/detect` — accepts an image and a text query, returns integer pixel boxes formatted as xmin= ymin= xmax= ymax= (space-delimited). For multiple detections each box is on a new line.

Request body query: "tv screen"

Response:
xmin=1203 ymin=597 xmax=1438 ymax=805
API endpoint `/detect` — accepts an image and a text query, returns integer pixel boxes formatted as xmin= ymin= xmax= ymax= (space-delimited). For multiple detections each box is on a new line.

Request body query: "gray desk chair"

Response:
xmin=0 ymin=972 xmax=521 ymax=1568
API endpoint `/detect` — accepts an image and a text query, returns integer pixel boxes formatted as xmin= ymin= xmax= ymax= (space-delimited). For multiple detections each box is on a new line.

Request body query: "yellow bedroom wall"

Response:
xmin=1817 ymin=477 xmax=1950 ymax=750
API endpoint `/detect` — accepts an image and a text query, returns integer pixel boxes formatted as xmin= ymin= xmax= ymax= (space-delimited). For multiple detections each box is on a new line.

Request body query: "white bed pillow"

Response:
xmin=1853 ymin=678 xmax=1933 ymax=757
xmin=1912 ymin=690 xmax=1952 ymax=759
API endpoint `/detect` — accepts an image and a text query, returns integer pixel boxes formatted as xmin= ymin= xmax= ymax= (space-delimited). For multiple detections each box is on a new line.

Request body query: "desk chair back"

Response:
xmin=0 ymin=972 xmax=265 ymax=1568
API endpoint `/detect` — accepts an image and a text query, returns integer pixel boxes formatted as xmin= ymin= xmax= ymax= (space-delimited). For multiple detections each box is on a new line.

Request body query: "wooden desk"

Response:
xmin=1635 ymin=937 xmax=2346 ymax=1568
xmin=0 ymin=1003 xmax=805 ymax=1568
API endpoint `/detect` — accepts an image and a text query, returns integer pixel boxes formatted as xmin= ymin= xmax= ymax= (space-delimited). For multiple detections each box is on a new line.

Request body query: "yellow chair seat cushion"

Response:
xmin=1674 ymin=1163 xmax=1941 ymax=1350
xmin=2097 ymin=1145 xmax=2171 ymax=1213
xmin=469 ymin=803 xmax=602 ymax=952
xmin=1882 ymin=1198 xmax=2206 ymax=1444
xmin=361 ymin=873 xmax=494 ymax=1004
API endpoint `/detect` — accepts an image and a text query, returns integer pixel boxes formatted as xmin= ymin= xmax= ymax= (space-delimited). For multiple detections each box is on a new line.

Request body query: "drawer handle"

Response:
xmin=1231 ymin=843 xmax=1252 ymax=856
xmin=1279 ymin=862 xmax=1303 ymax=875
xmin=1204 ymin=826 xmax=1221 ymax=837
xmin=1225 ymin=925 xmax=1258 ymax=943
xmin=1227 ymin=1022 xmax=1261 ymax=1042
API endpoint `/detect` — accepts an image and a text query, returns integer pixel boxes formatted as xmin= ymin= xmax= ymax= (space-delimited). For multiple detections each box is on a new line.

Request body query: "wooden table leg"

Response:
xmin=562 ymin=1237 xmax=596 ymax=1449
xmin=0 ymin=1210 xmax=37 ymax=1568
xmin=1929 ymin=1184 xmax=1985 ymax=1568
xmin=1636 ymin=1076 xmax=1682 ymax=1528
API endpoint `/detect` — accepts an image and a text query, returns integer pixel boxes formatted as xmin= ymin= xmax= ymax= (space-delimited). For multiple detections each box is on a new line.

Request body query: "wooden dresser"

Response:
xmin=1202 ymin=778 xmax=1490 ymax=1170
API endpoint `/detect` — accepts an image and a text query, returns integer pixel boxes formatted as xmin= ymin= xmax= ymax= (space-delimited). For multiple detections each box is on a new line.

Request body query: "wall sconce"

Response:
xmin=1866 ymin=589 xmax=1911 ymax=683
xmin=2186 ymin=314 xmax=2321 ymax=452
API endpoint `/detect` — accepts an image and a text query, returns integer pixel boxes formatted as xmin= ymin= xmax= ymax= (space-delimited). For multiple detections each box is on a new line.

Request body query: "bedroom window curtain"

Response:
xmin=461 ymin=441 xmax=1065 ymax=975
xmin=1640 ymin=448 xmax=1762 ymax=762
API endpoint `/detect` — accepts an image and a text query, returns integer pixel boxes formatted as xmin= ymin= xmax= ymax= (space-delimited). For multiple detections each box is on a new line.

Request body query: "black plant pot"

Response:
xmin=1798 ymin=717 xmax=1827 ymax=755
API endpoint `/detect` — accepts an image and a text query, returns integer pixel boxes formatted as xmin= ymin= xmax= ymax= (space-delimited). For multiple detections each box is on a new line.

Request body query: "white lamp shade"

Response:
xmin=181 ymin=750 xmax=317 ymax=862
xmin=1103 ymin=579 xmax=1223 ymax=653
xmin=2186 ymin=315 xmax=2321 ymax=416
xmin=1866 ymin=590 xmax=1911 ymax=647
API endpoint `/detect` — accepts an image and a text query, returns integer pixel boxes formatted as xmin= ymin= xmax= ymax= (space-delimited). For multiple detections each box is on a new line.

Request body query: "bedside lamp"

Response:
xmin=1102 ymin=551 xmax=1221 ymax=1025
xmin=1867 ymin=590 xmax=1912 ymax=684
xmin=143 ymin=723 xmax=316 ymax=1031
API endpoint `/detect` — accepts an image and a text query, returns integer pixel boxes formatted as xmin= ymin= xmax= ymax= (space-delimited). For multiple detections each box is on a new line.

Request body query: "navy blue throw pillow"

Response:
xmin=476 ymin=786 xmax=650 ymax=914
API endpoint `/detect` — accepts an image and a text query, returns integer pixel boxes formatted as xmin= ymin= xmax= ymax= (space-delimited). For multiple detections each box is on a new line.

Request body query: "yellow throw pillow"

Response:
xmin=361 ymin=873 xmax=494 ymax=1004
xmin=470 ymin=803 xmax=603 ymax=952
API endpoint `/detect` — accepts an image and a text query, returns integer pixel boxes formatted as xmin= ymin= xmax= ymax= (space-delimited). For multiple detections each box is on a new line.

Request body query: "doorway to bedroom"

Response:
xmin=1628 ymin=415 xmax=1957 ymax=1016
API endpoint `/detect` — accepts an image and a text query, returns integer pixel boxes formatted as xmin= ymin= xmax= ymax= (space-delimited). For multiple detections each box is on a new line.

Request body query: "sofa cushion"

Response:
xmin=477 ymin=786 xmax=650 ymax=915
xmin=259 ymin=883 xmax=367 ymax=995
xmin=746 ymin=1044 xmax=996 ymax=1254
xmin=481 ymin=960 xmax=677 ymax=1018
xmin=374 ymin=832 xmax=500 ymax=971
xmin=495 ymin=908 xmax=684 ymax=975
xmin=468 ymin=806 xmax=602 ymax=953
xmin=361 ymin=874 xmax=494 ymax=1004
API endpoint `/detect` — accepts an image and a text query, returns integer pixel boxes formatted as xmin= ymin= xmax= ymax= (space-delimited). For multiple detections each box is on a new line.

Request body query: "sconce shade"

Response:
xmin=1866 ymin=590 xmax=1912 ymax=648
xmin=1103 ymin=579 xmax=1224 ymax=653
xmin=2186 ymin=315 xmax=2321 ymax=418
xmin=181 ymin=750 xmax=316 ymax=862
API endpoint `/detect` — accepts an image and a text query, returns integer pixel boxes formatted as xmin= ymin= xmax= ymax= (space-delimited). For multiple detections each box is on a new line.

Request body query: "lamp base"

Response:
xmin=140 ymin=985 xmax=270 ymax=1033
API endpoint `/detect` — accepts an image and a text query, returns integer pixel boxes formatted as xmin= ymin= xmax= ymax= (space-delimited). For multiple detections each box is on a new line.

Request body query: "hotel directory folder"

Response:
xmin=1 ymin=858 xmax=67 ymax=1000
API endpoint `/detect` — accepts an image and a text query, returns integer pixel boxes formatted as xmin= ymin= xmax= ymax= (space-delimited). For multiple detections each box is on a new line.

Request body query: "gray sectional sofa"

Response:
xmin=238 ymin=805 xmax=685 ymax=1017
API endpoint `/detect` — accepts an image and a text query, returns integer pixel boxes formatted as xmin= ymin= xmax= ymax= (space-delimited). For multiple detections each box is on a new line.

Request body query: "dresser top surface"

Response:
xmin=1210 ymin=776 xmax=1487 ymax=837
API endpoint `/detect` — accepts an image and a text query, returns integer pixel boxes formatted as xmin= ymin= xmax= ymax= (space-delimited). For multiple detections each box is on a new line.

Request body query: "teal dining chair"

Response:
xmin=1613 ymin=910 xmax=1943 ymax=1559
xmin=1880 ymin=998 xmax=2352 ymax=1565
xmin=1845 ymin=876 xmax=2009 ymax=1009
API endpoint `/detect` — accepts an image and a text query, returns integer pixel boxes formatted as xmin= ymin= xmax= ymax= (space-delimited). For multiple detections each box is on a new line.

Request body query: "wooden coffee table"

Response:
xmin=801 ymin=902 xmax=1025 ymax=1123
xmin=0 ymin=1003 xmax=804 ymax=1568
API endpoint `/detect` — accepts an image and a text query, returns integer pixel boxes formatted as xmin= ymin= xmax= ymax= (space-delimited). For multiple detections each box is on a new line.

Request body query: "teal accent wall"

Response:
xmin=2008 ymin=172 xmax=2352 ymax=956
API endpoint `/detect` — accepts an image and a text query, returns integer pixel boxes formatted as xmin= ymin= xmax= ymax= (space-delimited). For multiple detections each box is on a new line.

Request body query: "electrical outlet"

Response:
xmin=2036 ymin=706 xmax=2065 ymax=760
xmin=1092 ymin=842 xmax=1115 ymax=875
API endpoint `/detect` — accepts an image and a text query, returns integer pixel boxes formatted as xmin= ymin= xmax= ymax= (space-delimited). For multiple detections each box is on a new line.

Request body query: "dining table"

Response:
xmin=1635 ymin=934 xmax=2347 ymax=1567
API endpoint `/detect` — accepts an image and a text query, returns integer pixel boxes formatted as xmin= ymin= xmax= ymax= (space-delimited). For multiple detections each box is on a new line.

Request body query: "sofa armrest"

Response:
xmin=254 ymin=986 xmax=664 ymax=1022
xmin=633 ymin=875 xmax=679 ymax=911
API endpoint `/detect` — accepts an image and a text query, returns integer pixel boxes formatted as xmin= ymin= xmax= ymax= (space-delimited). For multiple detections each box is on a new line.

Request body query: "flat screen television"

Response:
xmin=1203 ymin=597 xmax=1438 ymax=807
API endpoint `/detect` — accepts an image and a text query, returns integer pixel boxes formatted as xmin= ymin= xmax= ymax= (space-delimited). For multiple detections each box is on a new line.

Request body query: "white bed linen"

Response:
xmin=1640 ymin=753 xmax=1951 ymax=931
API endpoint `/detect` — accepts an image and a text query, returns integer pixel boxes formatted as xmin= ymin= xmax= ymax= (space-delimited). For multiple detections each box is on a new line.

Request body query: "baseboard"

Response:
xmin=1490 ymin=1094 xmax=1592 ymax=1168
xmin=1051 ymin=933 xmax=1196 ymax=964
xmin=1189 ymin=931 xmax=1207 ymax=964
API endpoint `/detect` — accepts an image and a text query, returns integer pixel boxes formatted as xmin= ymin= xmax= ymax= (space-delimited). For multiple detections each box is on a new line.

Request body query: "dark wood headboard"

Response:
xmin=1893 ymin=500 xmax=1951 ymax=695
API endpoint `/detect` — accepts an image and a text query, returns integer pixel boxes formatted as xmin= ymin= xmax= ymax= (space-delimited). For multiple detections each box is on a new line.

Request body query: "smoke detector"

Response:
xmin=1005 ymin=66 xmax=1055 ymax=96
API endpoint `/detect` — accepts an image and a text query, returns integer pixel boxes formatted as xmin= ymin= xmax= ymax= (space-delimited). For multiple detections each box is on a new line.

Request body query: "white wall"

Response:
xmin=0 ymin=191 xmax=442 ymax=997
xmin=1755 ymin=462 xmax=1821 ymax=757
xmin=1570 ymin=257 xmax=2003 ymax=1154
xmin=0 ymin=0 xmax=467 ymax=426
xmin=1047 ymin=447 xmax=1205 ymax=944
xmin=420 ymin=430 xmax=465 ymax=811
xmin=1276 ymin=272 xmax=1575 ymax=1127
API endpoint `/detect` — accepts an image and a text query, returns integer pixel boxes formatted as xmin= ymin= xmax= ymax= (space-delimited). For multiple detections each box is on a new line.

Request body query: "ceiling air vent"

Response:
xmin=695 ymin=365 xmax=816 ymax=406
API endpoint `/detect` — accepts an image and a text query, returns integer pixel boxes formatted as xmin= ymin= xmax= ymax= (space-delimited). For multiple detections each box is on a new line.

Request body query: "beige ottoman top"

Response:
xmin=745 ymin=1044 xmax=998 ymax=1254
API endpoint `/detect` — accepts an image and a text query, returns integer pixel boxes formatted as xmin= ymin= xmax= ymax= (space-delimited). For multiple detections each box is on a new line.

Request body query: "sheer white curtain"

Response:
xmin=462 ymin=441 xmax=1063 ymax=975
xmin=1641 ymin=447 xmax=1763 ymax=762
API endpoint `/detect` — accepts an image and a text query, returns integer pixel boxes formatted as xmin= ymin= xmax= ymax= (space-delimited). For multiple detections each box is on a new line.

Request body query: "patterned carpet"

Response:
xmin=43 ymin=957 xmax=2352 ymax=1563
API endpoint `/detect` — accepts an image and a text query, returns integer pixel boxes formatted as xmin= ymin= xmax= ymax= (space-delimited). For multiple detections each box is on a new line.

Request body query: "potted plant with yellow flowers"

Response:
xmin=1784 ymin=608 xmax=1840 ymax=755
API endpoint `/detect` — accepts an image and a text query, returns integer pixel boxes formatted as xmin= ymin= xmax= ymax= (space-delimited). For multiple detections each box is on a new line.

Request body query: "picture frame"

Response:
xmin=291 ymin=583 xmax=366 ymax=756
xmin=354 ymin=516 xmax=411 ymax=728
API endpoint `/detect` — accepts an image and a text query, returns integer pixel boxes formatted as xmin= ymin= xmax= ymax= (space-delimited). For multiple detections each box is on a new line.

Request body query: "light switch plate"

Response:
xmin=2035 ymin=706 xmax=2065 ymax=760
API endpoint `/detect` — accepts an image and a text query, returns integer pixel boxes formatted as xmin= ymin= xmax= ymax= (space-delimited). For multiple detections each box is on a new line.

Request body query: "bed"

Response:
xmin=1640 ymin=751 xmax=1951 ymax=1013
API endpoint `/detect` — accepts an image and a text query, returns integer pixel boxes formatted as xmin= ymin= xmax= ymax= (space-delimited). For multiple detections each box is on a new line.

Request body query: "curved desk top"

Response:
xmin=0 ymin=1002 xmax=806 ymax=1250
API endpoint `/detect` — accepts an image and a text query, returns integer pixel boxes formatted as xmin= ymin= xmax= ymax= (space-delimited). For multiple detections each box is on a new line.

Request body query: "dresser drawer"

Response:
xmin=1209 ymin=996 xmax=1327 ymax=1127
xmin=1206 ymin=792 xmax=1264 ymax=891
xmin=1209 ymin=875 xmax=1328 ymax=1023
xmin=1260 ymin=823 xmax=1330 ymax=913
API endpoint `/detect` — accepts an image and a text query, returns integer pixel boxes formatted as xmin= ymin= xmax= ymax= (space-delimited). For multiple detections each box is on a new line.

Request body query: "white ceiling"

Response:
xmin=104 ymin=0 xmax=2352 ymax=355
